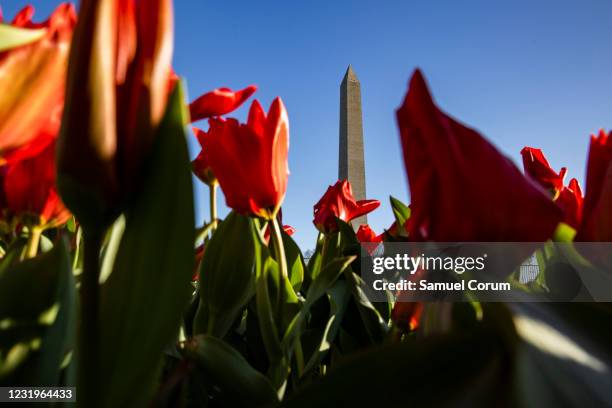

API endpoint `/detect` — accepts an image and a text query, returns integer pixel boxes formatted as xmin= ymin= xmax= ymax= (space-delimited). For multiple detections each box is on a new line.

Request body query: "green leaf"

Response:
xmin=0 ymin=24 xmax=45 ymax=52
xmin=306 ymin=233 xmax=324 ymax=282
xmin=389 ymin=196 xmax=410 ymax=237
xmin=270 ymin=227 xmax=304 ymax=291
xmin=95 ymin=82 xmax=195 ymax=407
xmin=252 ymin=226 xmax=286 ymax=387
xmin=180 ymin=335 xmax=278 ymax=407
xmin=194 ymin=211 xmax=256 ymax=337
xmin=552 ymin=222 xmax=576 ymax=242
xmin=302 ymin=280 xmax=351 ymax=374
xmin=282 ymin=328 xmax=507 ymax=407
xmin=508 ymin=302 xmax=612 ymax=407
xmin=0 ymin=238 xmax=75 ymax=386
xmin=343 ymin=270 xmax=387 ymax=344
xmin=282 ymin=257 xmax=355 ymax=352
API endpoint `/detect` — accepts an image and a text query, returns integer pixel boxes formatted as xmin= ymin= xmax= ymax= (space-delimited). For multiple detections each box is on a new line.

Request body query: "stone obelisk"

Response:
xmin=339 ymin=65 xmax=368 ymax=229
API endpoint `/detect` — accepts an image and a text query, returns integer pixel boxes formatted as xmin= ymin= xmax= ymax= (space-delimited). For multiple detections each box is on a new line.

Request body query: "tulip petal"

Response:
xmin=189 ymin=85 xmax=257 ymax=122
xmin=397 ymin=70 xmax=562 ymax=242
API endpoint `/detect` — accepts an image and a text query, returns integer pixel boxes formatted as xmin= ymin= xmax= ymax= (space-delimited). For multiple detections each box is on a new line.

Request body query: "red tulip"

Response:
xmin=191 ymin=127 xmax=216 ymax=186
xmin=197 ymin=98 xmax=289 ymax=219
xmin=57 ymin=0 xmax=175 ymax=229
xmin=397 ymin=70 xmax=562 ymax=242
xmin=577 ymin=130 xmax=612 ymax=241
xmin=356 ymin=224 xmax=382 ymax=243
xmin=263 ymin=223 xmax=296 ymax=245
xmin=357 ymin=224 xmax=383 ymax=255
xmin=190 ymin=86 xmax=257 ymax=122
xmin=0 ymin=4 xmax=76 ymax=164
xmin=313 ymin=180 xmax=380 ymax=233
xmin=556 ymin=178 xmax=583 ymax=229
xmin=391 ymin=300 xmax=423 ymax=332
xmin=521 ymin=147 xmax=567 ymax=197
xmin=3 ymin=141 xmax=69 ymax=228
xmin=283 ymin=225 xmax=296 ymax=236
xmin=192 ymin=244 xmax=205 ymax=281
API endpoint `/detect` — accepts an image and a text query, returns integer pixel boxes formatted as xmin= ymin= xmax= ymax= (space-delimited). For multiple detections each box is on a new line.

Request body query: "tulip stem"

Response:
xmin=80 ymin=228 xmax=103 ymax=407
xmin=209 ymin=183 xmax=218 ymax=234
xmin=25 ymin=226 xmax=43 ymax=259
xmin=271 ymin=217 xmax=289 ymax=305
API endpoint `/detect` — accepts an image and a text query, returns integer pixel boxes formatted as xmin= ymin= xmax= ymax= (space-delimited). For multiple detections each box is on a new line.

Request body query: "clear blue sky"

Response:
xmin=5 ymin=0 xmax=612 ymax=250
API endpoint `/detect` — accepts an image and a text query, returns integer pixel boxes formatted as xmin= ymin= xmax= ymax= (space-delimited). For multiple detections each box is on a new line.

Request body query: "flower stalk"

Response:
xmin=25 ymin=225 xmax=43 ymax=259
xmin=79 ymin=227 xmax=103 ymax=407
xmin=271 ymin=216 xmax=289 ymax=313
xmin=209 ymin=183 xmax=218 ymax=234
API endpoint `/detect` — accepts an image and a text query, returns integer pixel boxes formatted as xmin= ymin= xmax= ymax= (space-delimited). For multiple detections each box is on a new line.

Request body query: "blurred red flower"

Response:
xmin=556 ymin=178 xmax=583 ymax=229
xmin=397 ymin=70 xmax=562 ymax=242
xmin=263 ymin=223 xmax=296 ymax=245
xmin=0 ymin=4 xmax=76 ymax=164
xmin=57 ymin=0 xmax=175 ymax=228
xmin=313 ymin=180 xmax=380 ymax=233
xmin=356 ymin=224 xmax=382 ymax=243
xmin=520 ymin=147 xmax=567 ymax=197
xmin=3 ymin=141 xmax=69 ymax=228
xmin=391 ymin=300 xmax=423 ymax=332
xmin=197 ymin=98 xmax=289 ymax=219
xmin=356 ymin=224 xmax=383 ymax=255
xmin=577 ymin=130 xmax=612 ymax=241
xmin=190 ymin=86 xmax=257 ymax=122
xmin=192 ymin=127 xmax=216 ymax=186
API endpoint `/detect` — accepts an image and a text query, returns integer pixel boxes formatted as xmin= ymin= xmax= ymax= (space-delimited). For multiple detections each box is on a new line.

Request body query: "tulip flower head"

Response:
xmin=0 ymin=4 xmax=76 ymax=164
xmin=313 ymin=180 xmax=380 ymax=233
xmin=197 ymin=98 xmax=289 ymax=219
xmin=3 ymin=141 xmax=70 ymax=228
xmin=191 ymin=86 xmax=257 ymax=186
xmin=263 ymin=223 xmax=295 ymax=246
xmin=577 ymin=130 xmax=612 ymax=241
xmin=391 ymin=300 xmax=424 ymax=332
xmin=397 ymin=70 xmax=562 ymax=242
xmin=356 ymin=224 xmax=382 ymax=243
xmin=57 ymin=0 xmax=174 ymax=230
xmin=521 ymin=147 xmax=567 ymax=197
xmin=191 ymin=127 xmax=216 ymax=186
xmin=356 ymin=224 xmax=383 ymax=255
xmin=556 ymin=178 xmax=584 ymax=229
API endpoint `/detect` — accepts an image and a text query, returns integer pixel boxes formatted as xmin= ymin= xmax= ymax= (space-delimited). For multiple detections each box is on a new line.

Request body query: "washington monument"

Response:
xmin=339 ymin=65 xmax=368 ymax=228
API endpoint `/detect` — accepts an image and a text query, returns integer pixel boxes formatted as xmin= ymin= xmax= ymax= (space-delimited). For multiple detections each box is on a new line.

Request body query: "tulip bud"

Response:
xmin=57 ymin=0 xmax=174 ymax=230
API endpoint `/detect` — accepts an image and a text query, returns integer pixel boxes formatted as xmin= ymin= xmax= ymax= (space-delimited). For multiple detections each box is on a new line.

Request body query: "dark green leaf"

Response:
xmin=180 ymin=335 xmax=278 ymax=407
xmin=282 ymin=257 xmax=354 ymax=353
xmin=0 ymin=238 xmax=75 ymax=386
xmin=195 ymin=211 xmax=256 ymax=337
xmin=343 ymin=270 xmax=387 ymax=343
xmin=270 ymin=227 xmax=304 ymax=291
xmin=282 ymin=328 xmax=508 ymax=407
xmin=302 ymin=280 xmax=351 ymax=374
xmin=96 ymin=82 xmax=195 ymax=407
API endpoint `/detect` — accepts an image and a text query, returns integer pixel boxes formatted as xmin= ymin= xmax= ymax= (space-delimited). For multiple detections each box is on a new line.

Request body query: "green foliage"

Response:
xmin=389 ymin=195 xmax=410 ymax=237
xmin=93 ymin=83 xmax=195 ymax=407
xmin=180 ymin=335 xmax=278 ymax=407
xmin=0 ymin=238 xmax=75 ymax=386
xmin=283 ymin=327 xmax=508 ymax=407
xmin=195 ymin=211 xmax=256 ymax=337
